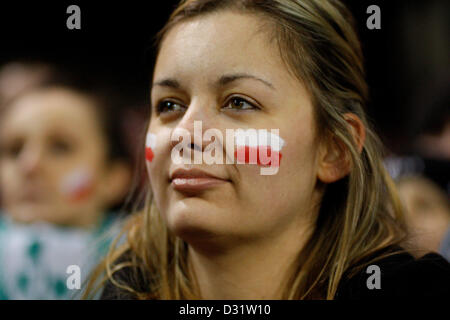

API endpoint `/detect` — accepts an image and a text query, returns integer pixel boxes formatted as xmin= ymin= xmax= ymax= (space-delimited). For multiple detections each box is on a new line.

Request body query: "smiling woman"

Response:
xmin=85 ymin=0 xmax=450 ymax=300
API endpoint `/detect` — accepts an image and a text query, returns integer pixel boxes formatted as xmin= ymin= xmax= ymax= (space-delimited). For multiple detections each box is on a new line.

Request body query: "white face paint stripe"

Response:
xmin=146 ymin=133 xmax=157 ymax=149
xmin=234 ymin=129 xmax=285 ymax=151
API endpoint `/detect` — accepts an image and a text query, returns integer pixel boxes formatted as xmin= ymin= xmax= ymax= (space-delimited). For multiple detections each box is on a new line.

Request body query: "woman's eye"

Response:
xmin=156 ymin=100 xmax=185 ymax=114
xmin=0 ymin=141 xmax=24 ymax=159
xmin=49 ymin=139 xmax=73 ymax=156
xmin=223 ymin=97 xmax=259 ymax=111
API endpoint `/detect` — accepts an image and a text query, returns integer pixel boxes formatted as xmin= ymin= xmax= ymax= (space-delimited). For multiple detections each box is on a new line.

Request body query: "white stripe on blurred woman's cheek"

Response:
xmin=60 ymin=167 xmax=94 ymax=202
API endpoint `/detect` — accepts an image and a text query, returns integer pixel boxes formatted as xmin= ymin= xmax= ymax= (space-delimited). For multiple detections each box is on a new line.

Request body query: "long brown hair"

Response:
xmin=85 ymin=0 xmax=409 ymax=300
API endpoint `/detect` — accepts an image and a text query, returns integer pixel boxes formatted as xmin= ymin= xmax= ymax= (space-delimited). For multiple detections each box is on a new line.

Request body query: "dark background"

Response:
xmin=0 ymin=0 xmax=449 ymax=154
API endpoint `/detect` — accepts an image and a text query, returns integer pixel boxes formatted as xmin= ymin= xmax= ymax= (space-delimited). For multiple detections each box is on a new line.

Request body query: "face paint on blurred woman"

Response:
xmin=60 ymin=167 xmax=94 ymax=203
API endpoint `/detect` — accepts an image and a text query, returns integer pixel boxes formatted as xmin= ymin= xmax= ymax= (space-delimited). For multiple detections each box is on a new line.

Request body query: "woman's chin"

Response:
xmin=165 ymin=206 xmax=232 ymax=247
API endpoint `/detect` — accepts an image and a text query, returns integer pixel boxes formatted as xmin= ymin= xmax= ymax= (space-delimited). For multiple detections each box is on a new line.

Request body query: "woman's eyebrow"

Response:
xmin=217 ymin=73 xmax=275 ymax=90
xmin=152 ymin=78 xmax=180 ymax=89
xmin=152 ymin=73 xmax=276 ymax=91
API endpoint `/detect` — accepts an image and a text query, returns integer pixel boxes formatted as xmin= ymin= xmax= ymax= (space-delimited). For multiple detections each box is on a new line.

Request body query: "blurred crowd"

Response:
xmin=384 ymin=70 xmax=450 ymax=261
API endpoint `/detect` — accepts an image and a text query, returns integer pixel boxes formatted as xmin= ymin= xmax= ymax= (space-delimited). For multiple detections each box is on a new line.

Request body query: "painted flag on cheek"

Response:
xmin=234 ymin=129 xmax=285 ymax=167
xmin=60 ymin=168 xmax=94 ymax=203
xmin=145 ymin=133 xmax=156 ymax=162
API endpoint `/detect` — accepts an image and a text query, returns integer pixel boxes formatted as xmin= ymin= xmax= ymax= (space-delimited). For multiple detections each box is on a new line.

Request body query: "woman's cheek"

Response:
xmin=145 ymin=130 xmax=171 ymax=194
xmin=59 ymin=166 xmax=95 ymax=203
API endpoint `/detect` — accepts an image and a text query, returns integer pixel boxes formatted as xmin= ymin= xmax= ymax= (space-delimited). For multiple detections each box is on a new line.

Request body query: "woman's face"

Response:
xmin=0 ymin=88 xmax=113 ymax=226
xmin=148 ymin=11 xmax=324 ymax=245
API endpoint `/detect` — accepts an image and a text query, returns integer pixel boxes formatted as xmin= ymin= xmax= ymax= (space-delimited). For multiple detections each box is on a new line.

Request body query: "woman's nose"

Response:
xmin=169 ymin=99 xmax=220 ymax=153
xmin=19 ymin=143 xmax=45 ymax=177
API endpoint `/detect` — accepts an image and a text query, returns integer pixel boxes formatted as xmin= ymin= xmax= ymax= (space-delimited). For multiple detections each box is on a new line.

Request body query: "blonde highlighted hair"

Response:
xmin=85 ymin=0 xmax=408 ymax=300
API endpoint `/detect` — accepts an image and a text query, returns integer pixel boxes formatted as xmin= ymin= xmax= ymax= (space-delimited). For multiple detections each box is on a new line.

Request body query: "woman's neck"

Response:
xmin=187 ymin=218 xmax=314 ymax=300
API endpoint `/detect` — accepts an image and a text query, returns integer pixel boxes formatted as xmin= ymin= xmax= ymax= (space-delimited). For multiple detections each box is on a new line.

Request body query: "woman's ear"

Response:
xmin=317 ymin=113 xmax=366 ymax=184
xmin=343 ymin=113 xmax=366 ymax=153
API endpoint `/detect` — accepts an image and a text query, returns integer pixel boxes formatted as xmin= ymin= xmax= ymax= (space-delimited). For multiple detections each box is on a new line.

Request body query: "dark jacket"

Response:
xmin=100 ymin=247 xmax=450 ymax=300
xmin=335 ymin=250 xmax=450 ymax=299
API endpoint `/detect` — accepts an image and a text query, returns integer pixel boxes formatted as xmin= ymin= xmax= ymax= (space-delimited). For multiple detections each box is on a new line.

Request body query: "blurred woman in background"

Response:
xmin=0 ymin=64 xmax=133 ymax=299
xmin=397 ymin=175 xmax=450 ymax=261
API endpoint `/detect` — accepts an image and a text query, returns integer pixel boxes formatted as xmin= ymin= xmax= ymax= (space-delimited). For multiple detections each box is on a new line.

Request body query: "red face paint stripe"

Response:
xmin=68 ymin=184 xmax=94 ymax=203
xmin=234 ymin=146 xmax=281 ymax=167
xmin=146 ymin=147 xmax=154 ymax=162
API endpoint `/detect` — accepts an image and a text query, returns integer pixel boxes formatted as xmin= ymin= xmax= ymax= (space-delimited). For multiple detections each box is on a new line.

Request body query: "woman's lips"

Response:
xmin=171 ymin=177 xmax=228 ymax=193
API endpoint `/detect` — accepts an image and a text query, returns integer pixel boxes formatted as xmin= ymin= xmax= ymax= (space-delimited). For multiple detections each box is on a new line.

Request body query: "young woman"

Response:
xmin=0 ymin=68 xmax=132 ymax=299
xmin=90 ymin=0 xmax=450 ymax=299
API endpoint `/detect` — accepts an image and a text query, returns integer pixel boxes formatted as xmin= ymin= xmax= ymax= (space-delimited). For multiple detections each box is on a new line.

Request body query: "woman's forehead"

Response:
xmin=1 ymin=88 xmax=100 ymax=136
xmin=154 ymin=11 xmax=284 ymax=82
